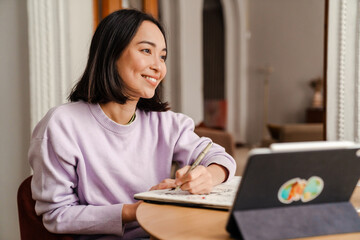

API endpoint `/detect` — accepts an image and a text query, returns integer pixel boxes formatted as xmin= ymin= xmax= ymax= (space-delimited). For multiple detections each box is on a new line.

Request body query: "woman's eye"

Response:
xmin=161 ymin=55 xmax=167 ymax=61
xmin=141 ymin=49 xmax=151 ymax=54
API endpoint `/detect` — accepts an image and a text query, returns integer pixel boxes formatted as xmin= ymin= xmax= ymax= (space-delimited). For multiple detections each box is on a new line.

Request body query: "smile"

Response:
xmin=142 ymin=75 xmax=157 ymax=83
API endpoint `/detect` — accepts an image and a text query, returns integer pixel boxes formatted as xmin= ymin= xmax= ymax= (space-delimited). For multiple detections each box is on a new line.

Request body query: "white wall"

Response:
xmin=0 ymin=0 xmax=31 ymax=239
xmin=67 ymin=1 xmax=94 ymax=94
xmin=247 ymin=0 xmax=325 ymax=144
xmin=222 ymin=0 xmax=249 ymax=144
xmin=160 ymin=0 xmax=204 ymax=124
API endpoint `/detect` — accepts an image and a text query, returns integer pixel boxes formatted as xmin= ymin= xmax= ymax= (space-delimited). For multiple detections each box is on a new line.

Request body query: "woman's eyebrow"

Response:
xmin=137 ymin=40 xmax=167 ymax=52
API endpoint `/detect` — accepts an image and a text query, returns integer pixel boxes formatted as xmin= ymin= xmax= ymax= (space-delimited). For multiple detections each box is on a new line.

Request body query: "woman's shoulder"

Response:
xmin=31 ymin=101 xmax=89 ymax=138
xmin=51 ymin=101 xmax=88 ymax=114
xmin=43 ymin=101 xmax=89 ymax=122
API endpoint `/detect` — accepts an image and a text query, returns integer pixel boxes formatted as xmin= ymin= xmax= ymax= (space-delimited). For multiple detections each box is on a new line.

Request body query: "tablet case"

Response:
xmin=226 ymin=147 xmax=360 ymax=239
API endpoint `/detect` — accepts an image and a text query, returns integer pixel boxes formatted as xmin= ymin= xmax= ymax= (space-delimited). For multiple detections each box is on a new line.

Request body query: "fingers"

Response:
xmin=175 ymin=165 xmax=206 ymax=186
xmin=175 ymin=165 xmax=191 ymax=181
xmin=175 ymin=165 xmax=214 ymax=194
xmin=150 ymin=165 xmax=215 ymax=194
xmin=180 ymin=175 xmax=211 ymax=194
xmin=150 ymin=178 xmax=176 ymax=190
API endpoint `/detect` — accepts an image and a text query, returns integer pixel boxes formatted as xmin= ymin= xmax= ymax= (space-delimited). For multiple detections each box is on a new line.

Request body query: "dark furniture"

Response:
xmin=17 ymin=176 xmax=75 ymax=240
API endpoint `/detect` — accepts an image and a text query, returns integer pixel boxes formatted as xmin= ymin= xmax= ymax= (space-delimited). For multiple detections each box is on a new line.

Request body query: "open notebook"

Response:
xmin=134 ymin=176 xmax=241 ymax=210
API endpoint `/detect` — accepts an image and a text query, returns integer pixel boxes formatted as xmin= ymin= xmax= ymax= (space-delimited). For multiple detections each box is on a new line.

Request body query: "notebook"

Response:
xmin=226 ymin=141 xmax=360 ymax=239
xmin=134 ymin=176 xmax=241 ymax=210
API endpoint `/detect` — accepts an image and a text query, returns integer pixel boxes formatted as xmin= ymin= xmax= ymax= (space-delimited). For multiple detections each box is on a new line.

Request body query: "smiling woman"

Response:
xmin=27 ymin=8 xmax=236 ymax=240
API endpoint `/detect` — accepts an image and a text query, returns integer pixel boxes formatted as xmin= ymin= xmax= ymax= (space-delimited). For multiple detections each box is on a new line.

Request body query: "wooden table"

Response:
xmin=136 ymin=186 xmax=360 ymax=240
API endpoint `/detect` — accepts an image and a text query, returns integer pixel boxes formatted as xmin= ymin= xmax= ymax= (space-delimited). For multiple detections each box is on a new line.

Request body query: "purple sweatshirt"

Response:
xmin=28 ymin=101 xmax=236 ymax=239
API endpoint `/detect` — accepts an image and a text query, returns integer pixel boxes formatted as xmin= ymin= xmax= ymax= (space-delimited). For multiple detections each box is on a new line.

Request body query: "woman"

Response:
xmin=29 ymin=9 xmax=236 ymax=239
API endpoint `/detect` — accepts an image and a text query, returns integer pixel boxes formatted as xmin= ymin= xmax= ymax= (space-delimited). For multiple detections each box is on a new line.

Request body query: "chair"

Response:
xmin=17 ymin=176 xmax=76 ymax=240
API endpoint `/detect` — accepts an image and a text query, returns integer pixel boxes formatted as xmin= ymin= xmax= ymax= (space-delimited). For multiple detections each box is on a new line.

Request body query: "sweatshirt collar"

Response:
xmin=88 ymin=103 xmax=139 ymax=134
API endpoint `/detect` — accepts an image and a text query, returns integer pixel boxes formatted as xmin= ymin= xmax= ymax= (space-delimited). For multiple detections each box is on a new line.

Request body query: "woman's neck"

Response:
xmin=99 ymin=101 xmax=137 ymax=125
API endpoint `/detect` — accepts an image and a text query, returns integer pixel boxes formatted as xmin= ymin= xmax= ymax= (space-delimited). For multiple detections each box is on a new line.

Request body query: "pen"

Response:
xmin=175 ymin=141 xmax=213 ymax=191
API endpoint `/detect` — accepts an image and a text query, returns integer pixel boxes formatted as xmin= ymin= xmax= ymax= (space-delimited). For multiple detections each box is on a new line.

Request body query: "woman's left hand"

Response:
xmin=150 ymin=178 xmax=177 ymax=190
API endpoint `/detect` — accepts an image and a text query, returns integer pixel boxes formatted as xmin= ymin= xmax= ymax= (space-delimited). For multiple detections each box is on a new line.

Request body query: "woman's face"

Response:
xmin=117 ymin=20 xmax=167 ymax=101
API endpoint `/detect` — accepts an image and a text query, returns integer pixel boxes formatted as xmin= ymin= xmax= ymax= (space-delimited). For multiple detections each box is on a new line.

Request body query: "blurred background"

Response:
xmin=0 ymin=0 xmax=326 ymax=239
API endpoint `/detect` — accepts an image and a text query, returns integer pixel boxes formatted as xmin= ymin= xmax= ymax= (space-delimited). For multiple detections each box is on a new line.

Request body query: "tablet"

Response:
xmin=226 ymin=141 xmax=360 ymax=239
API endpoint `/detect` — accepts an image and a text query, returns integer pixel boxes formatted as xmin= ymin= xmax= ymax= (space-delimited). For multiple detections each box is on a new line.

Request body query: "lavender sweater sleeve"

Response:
xmin=28 ymin=102 xmax=236 ymax=238
xmin=29 ymin=105 xmax=125 ymax=236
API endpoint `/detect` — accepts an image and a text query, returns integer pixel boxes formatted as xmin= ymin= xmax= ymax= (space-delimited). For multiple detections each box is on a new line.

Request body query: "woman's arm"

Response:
xmin=207 ymin=163 xmax=229 ymax=185
xmin=30 ymin=138 xmax=127 ymax=236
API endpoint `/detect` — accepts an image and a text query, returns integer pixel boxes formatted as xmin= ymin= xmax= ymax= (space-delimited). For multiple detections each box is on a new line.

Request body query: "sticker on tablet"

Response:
xmin=278 ymin=176 xmax=324 ymax=204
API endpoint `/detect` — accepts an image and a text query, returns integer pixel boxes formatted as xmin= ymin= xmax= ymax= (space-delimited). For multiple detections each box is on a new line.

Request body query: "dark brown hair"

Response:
xmin=68 ymin=9 xmax=169 ymax=112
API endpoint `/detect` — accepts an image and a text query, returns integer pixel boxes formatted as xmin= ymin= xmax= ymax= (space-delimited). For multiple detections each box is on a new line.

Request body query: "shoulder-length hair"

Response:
xmin=68 ymin=9 xmax=169 ymax=112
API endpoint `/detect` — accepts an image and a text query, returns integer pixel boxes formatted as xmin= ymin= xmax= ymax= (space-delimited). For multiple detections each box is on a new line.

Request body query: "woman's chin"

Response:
xmin=128 ymin=90 xmax=155 ymax=101
xmin=141 ymin=91 xmax=156 ymax=99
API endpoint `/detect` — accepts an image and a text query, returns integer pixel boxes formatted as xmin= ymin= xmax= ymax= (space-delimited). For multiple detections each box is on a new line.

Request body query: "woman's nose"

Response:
xmin=150 ymin=56 xmax=162 ymax=72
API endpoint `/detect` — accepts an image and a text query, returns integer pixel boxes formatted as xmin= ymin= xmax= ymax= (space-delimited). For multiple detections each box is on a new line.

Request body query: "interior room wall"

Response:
xmin=160 ymin=0 xmax=204 ymax=124
xmin=247 ymin=0 xmax=325 ymax=145
xmin=0 ymin=1 xmax=30 ymax=239
xmin=67 ymin=1 xmax=94 ymax=97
